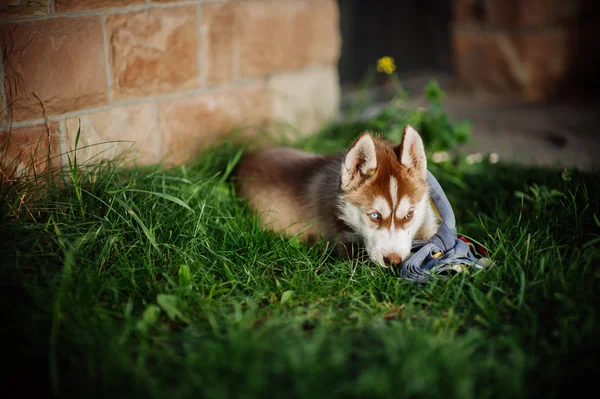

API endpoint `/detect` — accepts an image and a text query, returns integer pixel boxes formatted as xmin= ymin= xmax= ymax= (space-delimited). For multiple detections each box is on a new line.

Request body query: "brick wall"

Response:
xmin=452 ymin=0 xmax=600 ymax=101
xmin=0 ymin=0 xmax=341 ymax=180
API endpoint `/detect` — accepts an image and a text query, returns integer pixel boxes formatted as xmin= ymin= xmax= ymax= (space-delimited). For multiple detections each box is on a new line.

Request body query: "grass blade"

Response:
xmin=127 ymin=208 xmax=162 ymax=257
xmin=108 ymin=188 xmax=194 ymax=213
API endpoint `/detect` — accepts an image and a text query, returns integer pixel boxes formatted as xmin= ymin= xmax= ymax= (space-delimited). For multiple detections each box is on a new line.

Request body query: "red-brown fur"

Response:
xmin=342 ymin=134 xmax=428 ymax=231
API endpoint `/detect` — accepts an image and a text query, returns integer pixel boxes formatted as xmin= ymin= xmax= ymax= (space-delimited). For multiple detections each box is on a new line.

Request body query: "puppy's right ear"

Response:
xmin=341 ymin=133 xmax=377 ymax=190
xmin=396 ymin=125 xmax=427 ymax=178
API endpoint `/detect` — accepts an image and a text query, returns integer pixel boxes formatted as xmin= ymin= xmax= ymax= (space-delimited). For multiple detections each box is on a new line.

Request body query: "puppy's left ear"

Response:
xmin=394 ymin=125 xmax=427 ymax=178
xmin=341 ymin=132 xmax=377 ymax=191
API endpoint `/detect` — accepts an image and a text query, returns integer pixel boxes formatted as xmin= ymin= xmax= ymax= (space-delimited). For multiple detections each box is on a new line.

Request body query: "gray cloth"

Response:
xmin=400 ymin=170 xmax=492 ymax=282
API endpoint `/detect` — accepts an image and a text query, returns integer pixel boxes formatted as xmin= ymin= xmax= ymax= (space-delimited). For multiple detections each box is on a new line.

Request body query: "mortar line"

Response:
xmin=0 ymin=0 xmax=228 ymax=25
xmin=195 ymin=4 xmax=205 ymax=86
xmin=152 ymin=100 xmax=163 ymax=161
xmin=6 ymin=118 xmax=47 ymax=129
xmin=232 ymin=5 xmax=240 ymax=82
xmin=58 ymin=119 xmax=68 ymax=168
xmin=100 ymin=15 xmax=114 ymax=103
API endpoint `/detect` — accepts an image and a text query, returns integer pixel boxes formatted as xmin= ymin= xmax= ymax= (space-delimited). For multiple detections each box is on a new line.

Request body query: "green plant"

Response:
xmin=515 ymin=183 xmax=565 ymax=213
xmin=320 ymin=57 xmax=471 ymax=155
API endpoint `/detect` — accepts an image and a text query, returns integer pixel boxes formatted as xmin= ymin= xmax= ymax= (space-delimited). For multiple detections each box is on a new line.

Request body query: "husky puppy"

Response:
xmin=233 ymin=125 xmax=438 ymax=268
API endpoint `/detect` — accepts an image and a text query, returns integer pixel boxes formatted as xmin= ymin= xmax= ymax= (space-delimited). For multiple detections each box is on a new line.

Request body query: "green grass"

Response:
xmin=1 ymin=110 xmax=599 ymax=399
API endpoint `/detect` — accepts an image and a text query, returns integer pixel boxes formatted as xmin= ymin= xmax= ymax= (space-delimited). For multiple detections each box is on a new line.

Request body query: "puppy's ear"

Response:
xmin=395 ymin=125 xmax=426 ymax=178
xmin=341 ymin=133 xmax=377 ymax=190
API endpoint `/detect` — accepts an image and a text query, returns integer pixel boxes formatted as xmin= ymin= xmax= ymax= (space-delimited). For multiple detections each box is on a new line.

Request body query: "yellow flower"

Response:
xmin=376 ymin=56 xmax=396 ymax=75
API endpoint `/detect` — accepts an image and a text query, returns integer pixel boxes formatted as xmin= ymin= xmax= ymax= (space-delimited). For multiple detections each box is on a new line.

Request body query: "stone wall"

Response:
xmin=452 ymin=0 xmax=600 ymax=101
xmin=0 ymin=0 xmax=341 ymax=180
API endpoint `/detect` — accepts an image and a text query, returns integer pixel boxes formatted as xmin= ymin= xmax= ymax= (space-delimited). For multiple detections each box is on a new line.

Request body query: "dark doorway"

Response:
xmin=337 ymin=0 xmax=452 ymax=89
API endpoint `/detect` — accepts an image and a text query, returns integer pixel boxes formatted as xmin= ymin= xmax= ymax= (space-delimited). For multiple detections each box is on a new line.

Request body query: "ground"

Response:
xmin=1 ymin=90 xmax=599 ymax=399
xmin=443 ymin=95 xmax=600 ymax=172
xmin=345 ymin=74 xmax=600 ymax=171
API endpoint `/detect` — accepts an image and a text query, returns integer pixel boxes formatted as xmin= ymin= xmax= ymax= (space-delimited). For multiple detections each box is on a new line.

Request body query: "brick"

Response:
xmin=158 ymin=83 xmax=269 ymax=165
xmin=519 ymin=32 xmax=569 ymax=99
xmin=65 ymin=104 xmax=160 ymax=167
xmin=268 ymin=65 xmax=340 ymax=136
xmin=240 ymin=0 xmax=340 ymax=78
xmin=0 ymin=123 xmax=60 ymax=182
xmin=105 ymin=6 xmax=199 ymax=100
xmin=452 ymin=0 xmax=580 ymax=29
xmin=0 ymin=0 xmax=50 ymax=21
xmin=201 ymin=0 xmax=340 ymax=81
xmin=55 ymin=0 xmax=144 ymax=13
xmin=1 ymin=17 xmax=108 ymax=122
xmin=201 ymin=2 xmax=237 ymax=85
xmin=453 ymin=29 xmax=569 ymax=100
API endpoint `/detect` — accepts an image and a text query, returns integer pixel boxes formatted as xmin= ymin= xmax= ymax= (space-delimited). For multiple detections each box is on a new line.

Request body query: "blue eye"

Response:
xmin=368 ymin=212 xmax=381 ymax=222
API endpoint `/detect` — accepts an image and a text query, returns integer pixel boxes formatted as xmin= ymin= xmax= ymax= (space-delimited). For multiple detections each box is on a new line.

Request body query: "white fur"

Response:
xmin=366 ymin=225 xmax=412 ymax=267
xmin=389 ymin=177 xmax=398 ymax=208
xmin=372 ymin=196 xmax=391 ymax=219
xmin=339 ymin=193 xmax=431 ymax=268
xmin=400 ymin=126 xmax=427 ymax=177
xmin=395 ymin=197 xmax=411 ymax=219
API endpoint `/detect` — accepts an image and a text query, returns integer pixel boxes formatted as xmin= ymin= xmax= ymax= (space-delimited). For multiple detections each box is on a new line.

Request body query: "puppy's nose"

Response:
xmin=383 ymin=253 xmax=402 ymax=266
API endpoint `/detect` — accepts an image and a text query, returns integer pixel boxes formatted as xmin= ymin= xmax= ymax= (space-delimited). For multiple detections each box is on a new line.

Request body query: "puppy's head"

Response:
xmin=337 ymin=125 xmax=430 ymax=268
